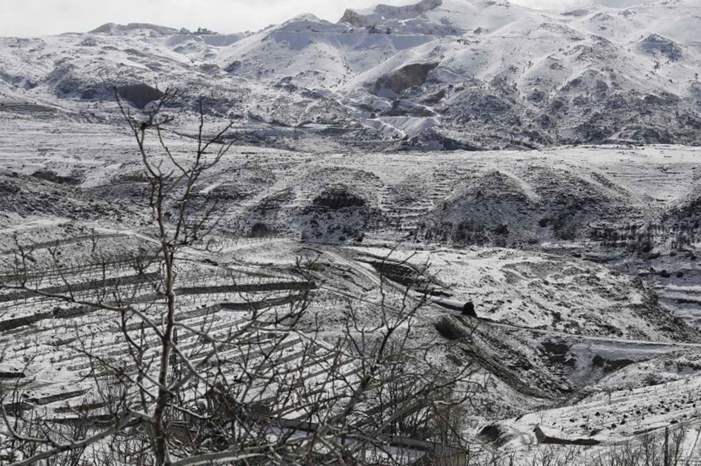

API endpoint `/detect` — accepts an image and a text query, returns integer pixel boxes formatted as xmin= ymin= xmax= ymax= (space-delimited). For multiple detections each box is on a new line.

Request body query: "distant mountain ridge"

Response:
xmin=0 ymin=0 xmax=699 ymax=150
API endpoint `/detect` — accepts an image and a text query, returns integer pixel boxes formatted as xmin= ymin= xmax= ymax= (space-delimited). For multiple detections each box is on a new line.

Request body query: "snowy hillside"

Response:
xmin=1 ymin=0 xmax=700 ymax=149
xmin=3 ymin=1 xmax=701 ymax=463
xmin=1 ymin=118 xmax=701 ymax=461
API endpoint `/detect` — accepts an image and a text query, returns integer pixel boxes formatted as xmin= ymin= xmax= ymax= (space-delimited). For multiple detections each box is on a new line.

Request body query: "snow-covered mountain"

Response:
xmin=3 ymin=4 xmax=701 ymax=460
xmin=1 ymin=0 xmax=700 ymax=150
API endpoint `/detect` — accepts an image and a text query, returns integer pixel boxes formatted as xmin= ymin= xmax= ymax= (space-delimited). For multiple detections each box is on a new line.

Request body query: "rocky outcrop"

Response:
xmin=374 ymin=63 xmax=438 ymax=96
xmin=639 ymin=34 xmax=683 ymax=62
xmin=300 ymin=185 xmax=375 ymax=243
xmin=374 ymin=0 xmax=442 ymax=19
xmin=312 ymin=185 xmax=367 ymax=210
xmin=116 ymin=83 xmax=164 ymax=109
xmin=90 ymin=23 xmax=179 ymax=35
xmin=534 ymin=426 xmax=601 ymax=446
xmin=341 ymin=0 xmax=442 ymax=27
xmin=339 ymin=9 xmax=369 ymax=27
xmin=45 ymin=63 xmax=163 ymax=109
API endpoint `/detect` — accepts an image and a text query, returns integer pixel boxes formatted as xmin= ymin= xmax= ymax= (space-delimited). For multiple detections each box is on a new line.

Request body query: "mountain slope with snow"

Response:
xmin=0 ymin=0 xmax=699 ymax=150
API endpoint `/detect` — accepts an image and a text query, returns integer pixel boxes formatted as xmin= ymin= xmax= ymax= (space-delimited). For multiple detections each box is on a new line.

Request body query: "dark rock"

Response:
xmin=312 ymin=185 xmax=367 ymax=210
xmin=462 ymin=301 xmax=477 ymax=317
xmin=592 ymin=355 xmax=633 ymax=373
xmin=249 ymin=222 xmax=271 ymax=238
xmin=639 ymin=34 xmax=682 ymax=62
xmin=435 ymin=316 xmax=470 ymax=340
xmin=31 ymin=170 xmax=80 ymax=186
xmin=374 ymin=63 xmax=439 ymax=96
xmin=117 ymin=83 xmax=164 ymax=109
xmin=534 ymin=426 xmax=601 ymax=446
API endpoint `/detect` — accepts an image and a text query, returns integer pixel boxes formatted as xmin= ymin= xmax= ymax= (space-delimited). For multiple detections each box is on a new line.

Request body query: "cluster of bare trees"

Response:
xmin=0 ymin=90 xmax=474 ymax=465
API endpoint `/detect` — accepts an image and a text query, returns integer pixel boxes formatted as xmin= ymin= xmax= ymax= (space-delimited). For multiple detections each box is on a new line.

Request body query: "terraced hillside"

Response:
xmin=1 ymin=116 xmax=701 ymax=462
xmin=0 ymin=227 xmax=477 ymax=463
xmin=1 ymin=219 xmax=700 ymax=463
xmin=3 ymin=121 xmax=700 ymax=324
xmin=2 ymin=0 xmax=701 ymax=462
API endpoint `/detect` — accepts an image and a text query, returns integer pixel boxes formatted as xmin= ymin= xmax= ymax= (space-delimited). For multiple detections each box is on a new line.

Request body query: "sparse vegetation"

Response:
xmin=2 ymin=1 xmax=701 ymax=464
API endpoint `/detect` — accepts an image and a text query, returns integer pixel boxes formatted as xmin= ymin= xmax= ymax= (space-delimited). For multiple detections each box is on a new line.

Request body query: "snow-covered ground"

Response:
xmin=2 ymin=0 xmax=701 ymax=461
xmin=1 ymin=112 xmax=700 ymax=460
xmin=1 ymin=0 xmax=700 ymax=149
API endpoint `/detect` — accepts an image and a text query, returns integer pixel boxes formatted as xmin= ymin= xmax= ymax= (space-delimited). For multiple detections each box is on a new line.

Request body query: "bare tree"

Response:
xmin=0 ymin=91 xmax=477 ymax=466
xmin=0 ymin=88 xmax=245 ymax=465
